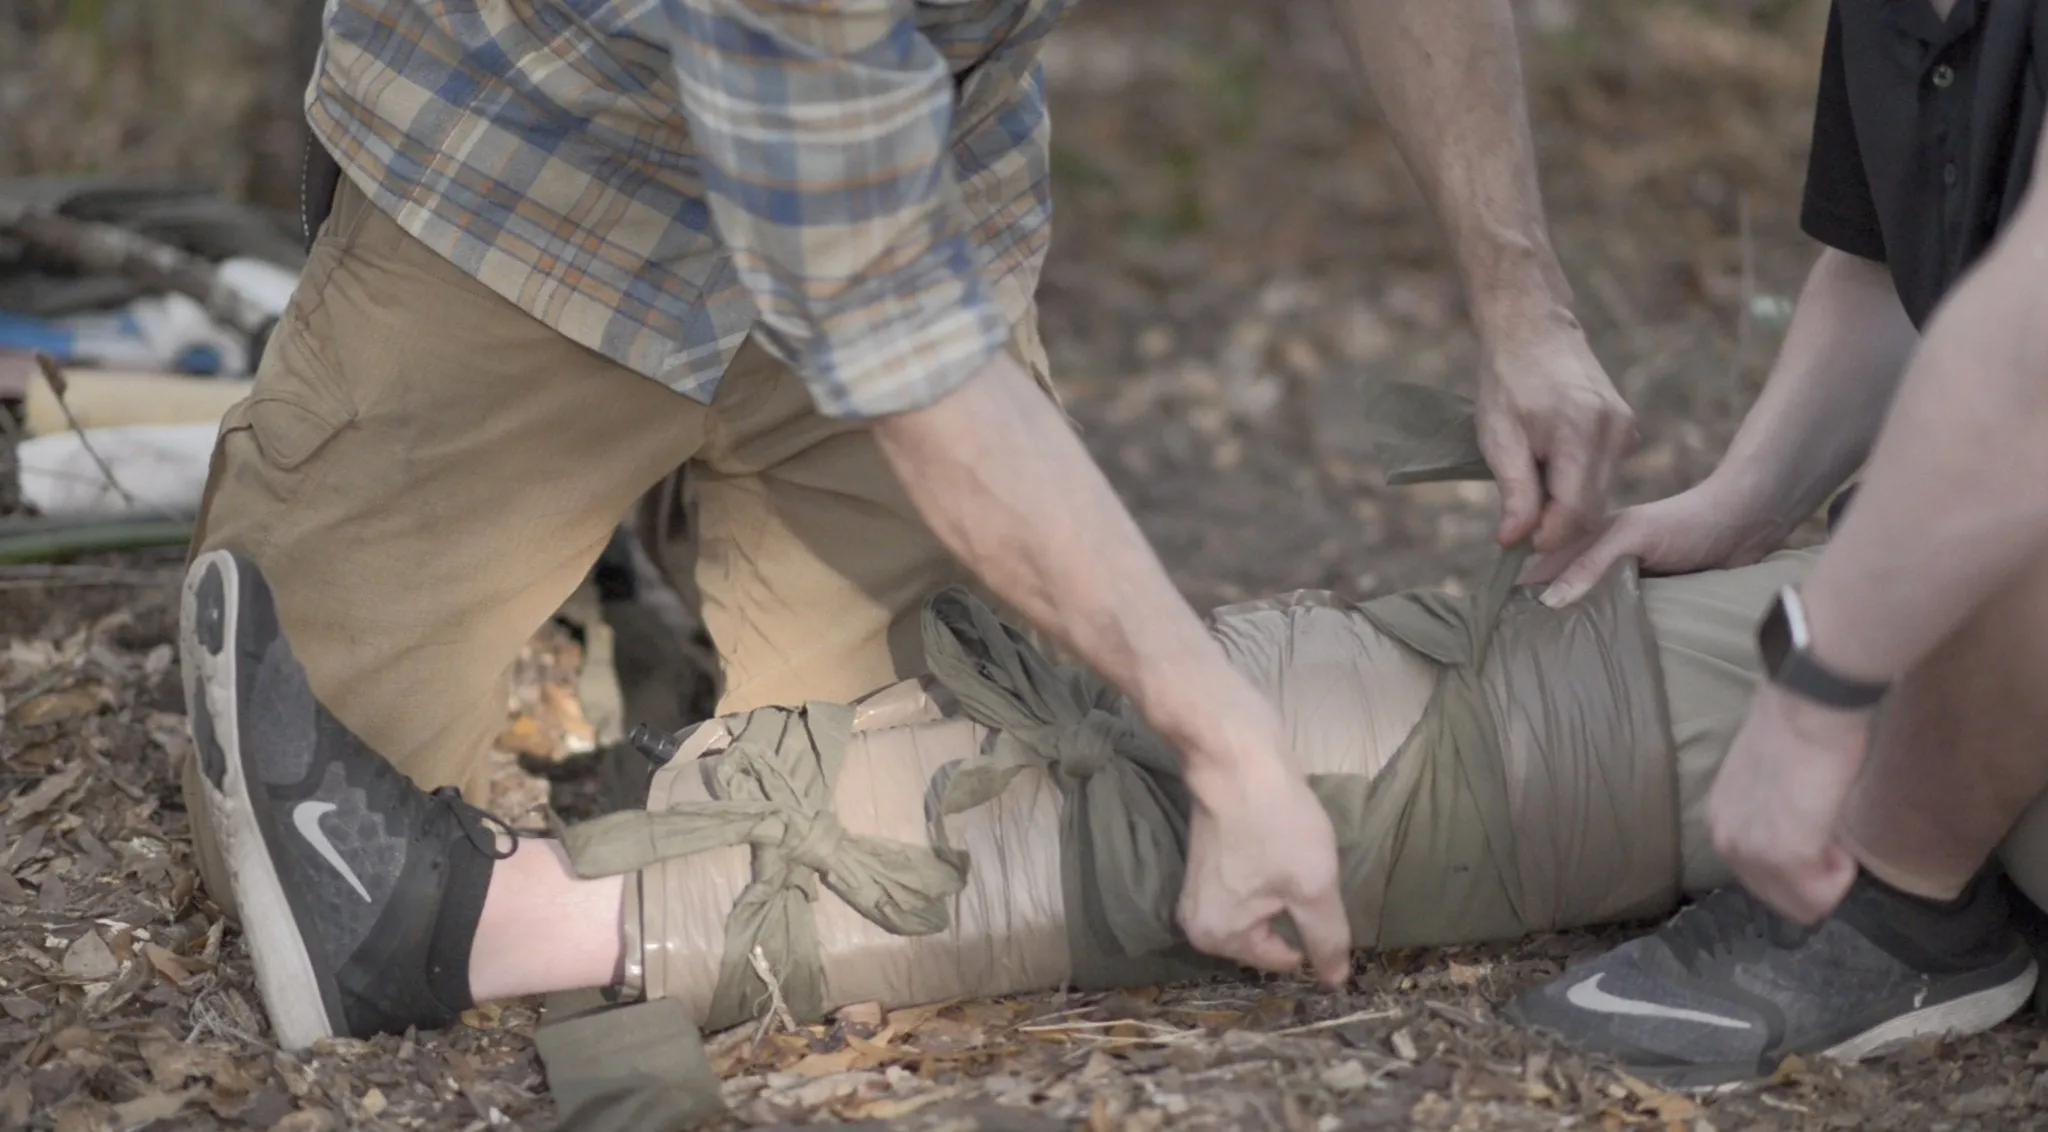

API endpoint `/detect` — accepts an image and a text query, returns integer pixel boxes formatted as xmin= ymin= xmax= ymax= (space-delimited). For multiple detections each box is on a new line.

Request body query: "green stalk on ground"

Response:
xmin=0 ymin=517 xmax=194 ymax=564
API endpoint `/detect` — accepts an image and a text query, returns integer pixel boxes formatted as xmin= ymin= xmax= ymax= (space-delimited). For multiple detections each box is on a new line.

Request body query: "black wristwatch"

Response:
xmin=1757 ymin=584 xmax=1890 ymax=710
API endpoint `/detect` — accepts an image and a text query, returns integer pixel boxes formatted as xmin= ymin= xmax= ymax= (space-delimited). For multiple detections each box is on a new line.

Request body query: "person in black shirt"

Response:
xmin=1501 ymin=1 xmax=2048 ymax=1089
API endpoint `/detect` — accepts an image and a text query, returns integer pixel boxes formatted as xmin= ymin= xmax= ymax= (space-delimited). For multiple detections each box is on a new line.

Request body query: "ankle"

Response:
xmin=467 ymin=840 xmax=629 ymax=1003
xmin=1844 ymin=834 xmax=1973 ymax=904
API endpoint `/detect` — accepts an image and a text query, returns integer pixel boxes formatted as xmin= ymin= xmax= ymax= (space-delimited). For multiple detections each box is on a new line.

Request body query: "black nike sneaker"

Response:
xmin=1504 ymin=871 xmax=2036 ymax=1091
xmin=180 ymin=548 xmax=508 ymax=1049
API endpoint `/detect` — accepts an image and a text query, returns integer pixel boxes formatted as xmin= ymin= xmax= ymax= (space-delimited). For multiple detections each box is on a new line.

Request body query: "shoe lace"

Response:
xmin=427 ymin=786 xmax=524 ymax=862
xmin=1663 ymin=885 xmax=1815 ymax=968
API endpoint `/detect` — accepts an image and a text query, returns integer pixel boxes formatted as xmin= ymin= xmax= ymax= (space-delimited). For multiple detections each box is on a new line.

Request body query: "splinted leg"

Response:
xmin=179 ymin=548 xmax=627 ymax=1047
xmin=194 ymin=520 xmax=2007 ymax=1066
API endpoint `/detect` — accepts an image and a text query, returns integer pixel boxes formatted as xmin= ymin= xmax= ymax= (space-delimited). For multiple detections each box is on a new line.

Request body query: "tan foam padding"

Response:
xmin=634 ymin=549 xmax=1975 ymax=1016
xmin=640 ymin=681 xmax=1069 ymax=1021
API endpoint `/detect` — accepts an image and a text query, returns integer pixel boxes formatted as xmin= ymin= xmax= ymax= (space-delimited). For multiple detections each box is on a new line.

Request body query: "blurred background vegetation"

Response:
xmin=0 ymin=0 xmax=1837 ymax=603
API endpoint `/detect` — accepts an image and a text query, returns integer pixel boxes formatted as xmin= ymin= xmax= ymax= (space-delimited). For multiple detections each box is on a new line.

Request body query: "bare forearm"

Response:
xmin=1801 ymin=233 xmax=2048 ymax=685
xmin=1707 ymin=249 xmax=1918 ymax=540
xmin=1333 ymin=0 xmax=1569 ymax=333
xmin=870 ymin=353 xmax=1281 ymax=778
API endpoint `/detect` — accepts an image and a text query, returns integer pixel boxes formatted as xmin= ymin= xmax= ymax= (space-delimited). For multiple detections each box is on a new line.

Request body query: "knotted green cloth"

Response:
xmin=921 ymin=378 xmax=1539 ymax=963
xmin=919 ymin=589 xmax=1225 ymax=988
xmin=559 ymin=702 xmax=974 ymax=1032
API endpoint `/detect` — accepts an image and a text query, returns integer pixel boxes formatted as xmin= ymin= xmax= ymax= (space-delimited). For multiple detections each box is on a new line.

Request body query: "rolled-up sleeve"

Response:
xmin=662 ymin=0 xmax=1013 ymax=419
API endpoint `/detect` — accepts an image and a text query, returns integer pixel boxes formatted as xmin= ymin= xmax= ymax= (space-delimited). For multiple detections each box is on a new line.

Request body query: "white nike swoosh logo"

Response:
xmin=1563 ymin=973 xmax=1754 ymax=1030
xmin=292 ymin=801 xmax=372 ymax=903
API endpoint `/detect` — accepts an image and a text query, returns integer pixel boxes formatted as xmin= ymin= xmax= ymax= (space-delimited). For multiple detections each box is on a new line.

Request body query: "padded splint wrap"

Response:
xmin=534 ymin=381 xmax=1817 ymax=1127
xmin=610 ymin=381 xmax=1687 ymax=1017
xmin=616 ymin=545 xmax=1681 ymax=1022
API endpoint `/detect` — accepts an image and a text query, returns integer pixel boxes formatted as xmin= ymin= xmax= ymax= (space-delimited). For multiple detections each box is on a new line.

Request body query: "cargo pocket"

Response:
xmin=218 ymin=387 xmax=354 ymax=473
xmin=198 ymin=341 xmax=359 ymax=548
xmin=191 ymin=380 xmax=356 ymax=560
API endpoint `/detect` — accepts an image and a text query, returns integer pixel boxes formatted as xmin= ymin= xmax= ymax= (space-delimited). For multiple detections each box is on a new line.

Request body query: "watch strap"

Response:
xmin=1772 ymin=646 xmax=1890 ymax=710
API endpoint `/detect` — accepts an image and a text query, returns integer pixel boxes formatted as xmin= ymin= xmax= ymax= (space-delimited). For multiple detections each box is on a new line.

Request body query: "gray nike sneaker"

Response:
xmin=1504 ymin=872 xmax=2036 ymax=1091
xmin=180 ymin=548 xmax=507 ymax=1049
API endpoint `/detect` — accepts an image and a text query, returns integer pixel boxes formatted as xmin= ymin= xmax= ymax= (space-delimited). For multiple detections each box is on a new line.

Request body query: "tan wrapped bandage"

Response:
xmin=534 ymin=379 xmax=1852 ymax=1127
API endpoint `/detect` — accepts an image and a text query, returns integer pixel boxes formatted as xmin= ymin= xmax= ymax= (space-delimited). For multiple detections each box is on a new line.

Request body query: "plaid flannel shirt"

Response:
xmin=308 ymin=0 xmax=1069 ymax=419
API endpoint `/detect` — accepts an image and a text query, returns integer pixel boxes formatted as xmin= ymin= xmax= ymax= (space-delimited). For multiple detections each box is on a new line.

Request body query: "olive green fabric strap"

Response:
xmin=919 ymin=589 xmax=1227 ymax=988
xmin=922 ymin=378 xmax=1538 ymax=968
xmin=535 ymin=991 xmax=725 ymax=1132
xmin=1322 ymin=379 xmax=1534 ymax=946
xmin=558 ymin=702 xmax=973 ymax=1032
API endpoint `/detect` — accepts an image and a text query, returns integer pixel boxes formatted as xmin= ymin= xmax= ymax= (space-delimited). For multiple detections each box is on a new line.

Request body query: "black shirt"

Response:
xmin=1800 ymin=1 xmax=2048 ymax=326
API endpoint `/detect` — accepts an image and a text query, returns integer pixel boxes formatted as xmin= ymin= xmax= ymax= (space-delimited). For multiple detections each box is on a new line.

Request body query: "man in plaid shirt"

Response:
xmin=182 ymin=0 xmax=1636 ymax=1040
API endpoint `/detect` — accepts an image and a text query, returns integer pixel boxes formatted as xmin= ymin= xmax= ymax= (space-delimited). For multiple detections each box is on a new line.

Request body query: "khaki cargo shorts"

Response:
xmin=182 ymin=177 xmax=1055 ymax=905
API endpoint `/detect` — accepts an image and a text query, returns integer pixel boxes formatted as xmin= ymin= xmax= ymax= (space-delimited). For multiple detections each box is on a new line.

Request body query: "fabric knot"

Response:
xmin=777 ymin=810 xmax=848 ymax=876
xmin=1048 ymin=710 xmax=1126 ymax=778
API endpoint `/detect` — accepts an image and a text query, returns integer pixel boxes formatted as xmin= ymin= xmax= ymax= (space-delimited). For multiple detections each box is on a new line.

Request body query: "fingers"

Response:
xmin=1238 ymin=922 xmax=1307 ymax=975
xmin=1535 ymin=517 xmax=1633 ymax=608
xmin=1529 ymin=443 xmax=1600 ymax=555
xmin=1180 ymin=899 xmax=1301 ymax=974
xmin=1516 ymin=523 xmax=1605 ymax=587
xmin=1736 ymin=843 xmax=1859 ymax=927
xmin=1485 ymin=420 xmax=1543 ymax=548
xmin=1289 ymin=889 xmax=1355 ymax=990
xmin=1530 ymin=401 xmax=1635 ymax=555
xmin=1183 ymin=910 xmax=1348 ymax=987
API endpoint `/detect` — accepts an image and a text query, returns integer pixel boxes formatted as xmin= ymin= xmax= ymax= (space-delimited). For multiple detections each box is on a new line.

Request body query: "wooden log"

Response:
xmin=18 ymin=367 xmax=249 ymax=436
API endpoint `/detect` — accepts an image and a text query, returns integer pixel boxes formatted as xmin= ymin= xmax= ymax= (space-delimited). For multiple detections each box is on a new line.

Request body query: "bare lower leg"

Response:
xmin=467 ymin=839 xmax=627 ymax=1003
xmin=1841 ymin=545 xmax=2048 ymax=901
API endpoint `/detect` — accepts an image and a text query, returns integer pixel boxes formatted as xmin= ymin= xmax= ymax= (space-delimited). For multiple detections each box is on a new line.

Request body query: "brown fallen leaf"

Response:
xmin=905 ymin=1016 xmax=987 ymax=1055
xmin=1446 ymin=961 xmax=1485 ymax=987
xmin=6 ymin=762 xmax=85 ymax=824
xmin=272 ymin=1109 xmax=336 ymax=1132
xmin=540 ymin=683 xmax=598 ymax=754
xmin=841 ymin=1089 xmax=956 ymax=1121
xmin=790 ymin=1047 xmax=863 ymax=1078
xmin=462 ymin=1003 xmax=503 ymax=1030
xmin=0 ymin=1077 xmax=30 ymax=1126
xmin=1615 ymin=1072 xmax=1701 ymax=1121
xmin=61 ymin=930 xmax=120 ymax=982
xmin=951 ymin=1000 xmax=1022 ymax=1028
xmin=13 ymin=742 xmax=61 ymax=771
xmin=1769 ymin=1053 xmax=1808 ymax=1085
xmin=846 ymin=1034 xmax=905 ymax=1070
xmin=112 ymin=1089 xmax=191 ymax=1127
xmin=11 ymin=686 xmax=106 ymax=728
xmin=140 ymin=1036 xmax=218 ymax=1089
xmin=883 ymin=1002 xmax=950 ymax=1034
xmin=143 ymin=943 xmax=199 ymax=987
xmin=50 ymin=1100 xmax=113 ymax=1132
xmin=1087 ymin=1092 xmax=1122 ymax=1131
xmin=495 ymin=716 xmax=556 ymax=759
xmin=1250 ymin=995 xmax=1298 ymax=1027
